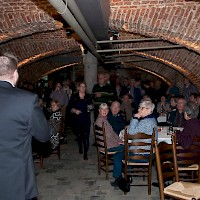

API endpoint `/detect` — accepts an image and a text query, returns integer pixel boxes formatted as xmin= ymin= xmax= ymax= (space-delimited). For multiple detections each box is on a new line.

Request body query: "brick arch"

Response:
xmin=18 ymin=47 xmax=81 ymax=69
xmin=125 ymin=63 xmax=171 ymax=84
xmin=133 ymin=51 xmax=200 ymax=85
xmin=0 ymin=29 xmax=81 ymax=66
xmin=112 ymin=30 xmax=200 ymax=88
xmin=0 ymin=0 xmax=60 ymax=43
xmin=124 ymin=61 xmax=185 ymax=91
xmin=124 ymin=56 xmax=184 ymax=88
xmin=18 ymin=51 xmax=82 ymax=84
xmin=109 ymin=0 xmax=200 ymax=53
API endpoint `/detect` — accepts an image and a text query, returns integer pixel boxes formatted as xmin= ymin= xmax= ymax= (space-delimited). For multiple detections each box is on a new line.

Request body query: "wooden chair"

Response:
xmin=32 ymin=152 xmax=44 ymax=168
xmin=32 ymin=137 xmax=45 ymax=168
xmin=51 ymin=142 xmax=61 ymax=159
xmin=172 ymin=134 xmax=200 ymax=182
xmin=122 ymin=129 xmax=155 ymax=195
xmin=154 ymin=140 xmax=200 ymax=200
xmin=94 ymin=123 xmax=115 ymax=180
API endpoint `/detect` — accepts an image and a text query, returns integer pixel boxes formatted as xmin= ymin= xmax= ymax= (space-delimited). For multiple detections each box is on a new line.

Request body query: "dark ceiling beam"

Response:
xmin=97 ymin=37 xmax=162 ymax=44
xmin=105 ymin=53 xmax=147 ymax=58
xmin=97 ymin=44 xmax=183 ymax=53
xmin=104 ymin=58 xmax=152 ymax=64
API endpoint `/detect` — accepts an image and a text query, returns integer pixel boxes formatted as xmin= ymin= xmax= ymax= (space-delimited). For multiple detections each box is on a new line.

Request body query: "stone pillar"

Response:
xmin=83 ymin=51 xmax=97 ymax=137
xmin=83 ymin=51 xmax=98 ymax=93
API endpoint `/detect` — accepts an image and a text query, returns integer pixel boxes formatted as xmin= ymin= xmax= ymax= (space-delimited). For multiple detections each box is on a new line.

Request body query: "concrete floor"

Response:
xmin=35 ymin=128 xmax=161 ymax=200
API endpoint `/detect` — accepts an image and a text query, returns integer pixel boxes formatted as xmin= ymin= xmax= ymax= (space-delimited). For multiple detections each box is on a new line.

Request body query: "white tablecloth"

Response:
xmin=157 ymin=115 xmax=167 ymax=123
xmin=157 ymin=126 xmax=183 ymax=144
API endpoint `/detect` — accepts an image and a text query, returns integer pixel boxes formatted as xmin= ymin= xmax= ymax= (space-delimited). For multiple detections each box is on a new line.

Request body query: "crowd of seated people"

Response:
xmin=18 ymin=74 xmax=200 ymax=166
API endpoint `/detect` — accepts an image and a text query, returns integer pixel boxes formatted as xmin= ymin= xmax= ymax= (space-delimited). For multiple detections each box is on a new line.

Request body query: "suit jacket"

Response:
xmin=0 ymin=81 xmax=50 ymax=200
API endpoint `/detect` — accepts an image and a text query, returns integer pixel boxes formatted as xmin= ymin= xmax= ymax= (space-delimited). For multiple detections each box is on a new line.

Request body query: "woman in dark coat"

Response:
xmin=68 ymin=82 xmax=93 ymax=160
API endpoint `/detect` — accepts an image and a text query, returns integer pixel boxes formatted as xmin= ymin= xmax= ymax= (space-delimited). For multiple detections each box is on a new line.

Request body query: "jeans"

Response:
xmin=108 ymin=145 xmax=124 ymax=179
xmin=108 ymin=147 xmax=150 ymax=178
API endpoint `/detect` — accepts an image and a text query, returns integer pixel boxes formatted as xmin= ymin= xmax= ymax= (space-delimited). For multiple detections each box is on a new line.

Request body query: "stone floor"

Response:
xmin=35 ymin=128 xmax=160 ymax=200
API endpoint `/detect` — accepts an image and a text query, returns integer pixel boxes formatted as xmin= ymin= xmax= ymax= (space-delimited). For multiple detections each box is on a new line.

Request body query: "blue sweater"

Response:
xmin=128 ymin=114 xmax=158 ymax=151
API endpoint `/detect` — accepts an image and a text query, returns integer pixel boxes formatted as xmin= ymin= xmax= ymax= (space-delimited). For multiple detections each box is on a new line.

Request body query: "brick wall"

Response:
xmin=0 ymin=0 xmax=199 ymax=90
xmin=110 ymin=0 xmax=200 ymax=53
xmin=0 ymin=0 xmax=60 ymax=43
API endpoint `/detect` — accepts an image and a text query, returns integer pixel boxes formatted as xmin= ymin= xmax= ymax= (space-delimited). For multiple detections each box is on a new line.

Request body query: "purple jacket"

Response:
xmin=176 ymin=118 xmax=200 ymax=149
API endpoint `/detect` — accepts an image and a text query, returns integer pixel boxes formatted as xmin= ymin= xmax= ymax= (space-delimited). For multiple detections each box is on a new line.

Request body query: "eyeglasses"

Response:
xmin=138 ymin=107 xmax=150 ymax=110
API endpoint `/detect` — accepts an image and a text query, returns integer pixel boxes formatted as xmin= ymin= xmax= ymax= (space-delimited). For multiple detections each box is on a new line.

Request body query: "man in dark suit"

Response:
xmin=0 ymin=53 xmax=50 ymax=200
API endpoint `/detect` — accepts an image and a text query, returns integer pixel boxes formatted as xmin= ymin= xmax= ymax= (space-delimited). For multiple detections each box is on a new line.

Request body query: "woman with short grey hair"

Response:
xmin=176 ymin=101 xmax=200 ymax=149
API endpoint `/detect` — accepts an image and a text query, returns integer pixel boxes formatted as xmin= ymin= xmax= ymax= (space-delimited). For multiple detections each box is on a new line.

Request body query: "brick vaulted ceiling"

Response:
xmin=0 ymin=0 xmax=200 ymax=89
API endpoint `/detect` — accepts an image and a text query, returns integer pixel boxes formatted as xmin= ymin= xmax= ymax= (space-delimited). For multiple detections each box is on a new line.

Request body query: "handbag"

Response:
xmin=117 ymin=177 xmax=130 ymax=193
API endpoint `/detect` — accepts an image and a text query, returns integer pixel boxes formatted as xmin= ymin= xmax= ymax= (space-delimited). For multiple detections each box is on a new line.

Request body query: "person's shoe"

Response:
xmin=79 ymin=148 xmax=83 ymax=154
xmin=127 ymin=175 xmax=132 ymax=183
xmin=83 ymin=154 xmax=88 ymax=160
xmin=110 ymin=179 xmax=119 ymax=187
xmin=152 ymin=182 xmax=159 ymax=187
xmin=110 ymin=176 xmax=122 ymax=187
xmin=92 ymin=142 xmax=96 ymax=146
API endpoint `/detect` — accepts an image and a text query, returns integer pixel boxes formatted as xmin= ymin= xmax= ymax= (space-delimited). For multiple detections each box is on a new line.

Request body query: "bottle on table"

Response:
xmin=168 ymin=123 xmax=173 ymax=135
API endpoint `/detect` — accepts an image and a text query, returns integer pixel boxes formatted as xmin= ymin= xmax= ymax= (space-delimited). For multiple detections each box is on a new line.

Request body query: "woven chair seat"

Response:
xmin=178 ymin=164 xmax=199 ymax=171
xmin=122 ymin=160 xmax=149 ymax=166
xmin=99 ymin=150 xmax=116 ymax=155
xmin=164 ymin=181 xmax=200 ymax=200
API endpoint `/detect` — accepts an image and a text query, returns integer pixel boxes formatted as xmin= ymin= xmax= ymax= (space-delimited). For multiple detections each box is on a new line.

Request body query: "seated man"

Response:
xmin=107 ymin=101 xmax=126 ymax=135
xmin=168 ymin=96 xmax=186 ymax=127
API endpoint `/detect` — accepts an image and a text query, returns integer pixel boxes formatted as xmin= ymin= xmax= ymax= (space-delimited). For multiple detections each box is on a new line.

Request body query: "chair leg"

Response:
xmin=105 ymin=158 xmax=108 ymax=180
xmin=98 ymin=158 xmax=101 ymax=175
xmin=57 ymin=145 xmax=60 ymax=159
xmin=40 ymin=156 xmax=43 ymax=168
xmin=148 ymin=168 xmax=152 ymax=195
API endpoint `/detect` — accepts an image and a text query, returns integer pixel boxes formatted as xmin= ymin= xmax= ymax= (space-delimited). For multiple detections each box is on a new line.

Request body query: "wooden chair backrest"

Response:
xmin=124 ymin=128 xmax=155 ymax=164
xmin=172 ymin=134 xmax=200 ymax=166
xmin=154 ymin=140 xmax=179 ymax=195
xmin=94 ymin=122 xmax=108 ymax=153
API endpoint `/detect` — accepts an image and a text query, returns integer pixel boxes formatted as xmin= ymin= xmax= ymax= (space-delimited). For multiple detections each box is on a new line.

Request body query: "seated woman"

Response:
xmin=49 ymin=100 xmax=62 ymax=150
xmin=95 ymin=103 xmax=123 ymax=149
xmin=105 ymin=100 xmax=157 ymax=187
xmin=107 ymin=101 xmax=126 ymax=135
xmin=95 ymin=103 xmax=124 ymax=187
xmin=156 ymin=95 xmax=170 ymax=116
xmin=175 ymin=102 xmax=200 ymax=150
